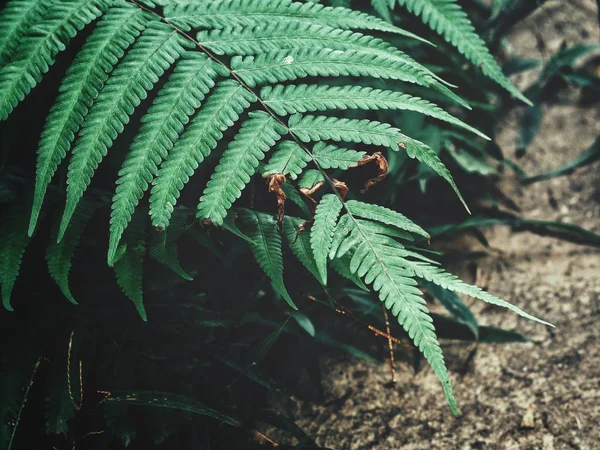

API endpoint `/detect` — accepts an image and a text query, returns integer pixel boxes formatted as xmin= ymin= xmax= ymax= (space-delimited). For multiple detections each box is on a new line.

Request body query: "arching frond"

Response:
xmin=395 ymin=0 xmax=531 ymax=104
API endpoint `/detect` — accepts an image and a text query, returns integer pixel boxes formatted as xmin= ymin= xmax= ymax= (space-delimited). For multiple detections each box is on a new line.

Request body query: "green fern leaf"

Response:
xmin=60 ymin=23 xmax=191 ymax=241
xmin=0 ymin=0 xmax=48 ymax=66
xmin=330 ymin=217 xmax=458 ymax=414
xmin=165 ymin=0 xmax=424 ymax=41
xmin=0 ymin=201 xmax=31 ymax=311
xmin=262 ymin=84 xmax=488 ymax=139
xmin=113 ymin=210 xmax=147 ymax=321
xmin=311 ymin=194 xmax=344 ymax=285
xmin=404 ymin=260 xmax=553 ymax=327
xmin=232 ymin=48 xmax=447 ymax=89
xmin=345 ymin=200 xmax=429 ymax=239
xmin=46 ymin=199 xmax=98 ymax=305
xmin=289 ymin=114 xmax=402 ymax=148
xmin=197 ymin=21 xmax=465 ymax=106
xmin=108 ymin=53 xmax=225 ymax=265
xmin=395 ymin=0 xmax=531 ymax=104
xmin=262 ymin=140 xmax=310 ymax=180
xmin=30 ymin=5 xmax=151 ymax=236
xmin=372 ymin=0 xmax=394 ymax=22
xmin=311 ymin=142 xmax=365 ymax=170
xmin=197 ymin=111 xmax=287 ymax=226
xmin=0 ymin=0 xmax=109 ymax=121
xmin=237 ymin=209 xmax=296 ymax=309
xmin=150 ymin=80 xmax=257 ymax=230
xmin=282 ymin=216 xmax=323 ymax=285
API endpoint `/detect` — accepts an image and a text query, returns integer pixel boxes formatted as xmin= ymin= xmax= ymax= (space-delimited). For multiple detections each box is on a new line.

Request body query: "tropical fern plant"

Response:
xmin=0 ymin=0 xmax=551 ymax=425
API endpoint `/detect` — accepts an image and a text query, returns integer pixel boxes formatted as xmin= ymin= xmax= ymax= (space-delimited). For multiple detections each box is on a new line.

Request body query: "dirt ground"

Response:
xmin=283 ymin=2 xmax=600 ymax=449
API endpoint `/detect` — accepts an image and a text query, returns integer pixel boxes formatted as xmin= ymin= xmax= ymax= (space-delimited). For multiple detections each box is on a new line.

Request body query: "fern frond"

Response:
xmin=108 ymin=53 xmax=225 ymax=265
xmin=345 ymin=200 xmax=429 ymax=238
xmin=232 ymin=48 xmax=444 ymax=89
xmin=399 ymin=133 xmax=469 ymax=212
xmin=46 ymin=199 xmax=98 ymax=305
xmin=311 ymin=143 xmax=365 ymax=170
xmin=197 ymin=111 xmax=287 ymax=226
xmin=113 ymin=209 xmax=147 ymax=321
xmin=149 ymin=80 xmax=257 ymax=230
xmin=0 ymin=201 xmax=31 ymax=311
xmin=0 ymin=0 xmax=109 ymax=121
xmin=262 ymin=84 xmax=488 ymax=139
xmin=165 ymin=0 xmax=424 ymax=40
xmin=148 ymin=208 xmax=192 ymax=280
xmin=262 ymin=140 xmax=310 ymax=180
xmin=30 ymin=5 xmax=151 ymax=236
xmin=60 ymin=23 xmax=191 ymax=241
xmin=395 ymin=0 xmax=531 ymax=104
xmin=282 ymin=216 xmax=323 ymax=285
xmin=325 ymin=212 xmax=458 ymax=414
xmin=0 ymin=0 xmax=47 ymax=66
xmin=311 ymin=194 xmax=344 ymax=285
xmin=404 ymin=260 xmax=553 ymax=327
xmin=237 ymin=209 xmax=296 ymax=309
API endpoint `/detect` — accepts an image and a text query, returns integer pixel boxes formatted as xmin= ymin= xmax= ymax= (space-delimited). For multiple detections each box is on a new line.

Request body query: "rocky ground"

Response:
xmin=282 ymin=2 xmax=600 ymax=449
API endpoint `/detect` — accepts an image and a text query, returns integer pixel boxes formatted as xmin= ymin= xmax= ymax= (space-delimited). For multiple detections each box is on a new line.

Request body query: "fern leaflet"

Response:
xmin=60 ymin=23 xmax=191 ymax=241
xmin=113 ymin=209 xmax=147 ymax=321
xmin=311 ymin=194 xmax=344 ymax=285
xmin=238 ymin=209 xmax=296 ymax=309
xmin=197 ymin=111 xmax=286 ymax=226
xmin=108 ymin=52 xmax=224 ymax=265
xmin=262 ymin=140 xmax=311 ymax=180
xmin=150 ymin=80 xmax=257 ymax=230
xmin=46 ymin=199 xmax=98 ymax=305
xmin=0 ymin=0 xmax=47 ymax=66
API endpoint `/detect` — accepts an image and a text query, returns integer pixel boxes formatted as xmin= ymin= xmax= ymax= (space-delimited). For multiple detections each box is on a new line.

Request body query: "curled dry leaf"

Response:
xmin=266 ymin=174 xmax=287 ymax=231
xmin=357 ymin=152 xmax=389 ymax=193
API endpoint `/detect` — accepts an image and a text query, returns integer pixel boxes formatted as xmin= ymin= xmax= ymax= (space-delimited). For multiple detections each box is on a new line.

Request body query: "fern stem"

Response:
xmin=7 ymin=357 xmax=41 ymax=450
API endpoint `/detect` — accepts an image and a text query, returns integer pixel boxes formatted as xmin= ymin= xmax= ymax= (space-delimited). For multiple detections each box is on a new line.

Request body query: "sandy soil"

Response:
xmin=283 ymin=2 xmax=600 ymax=449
